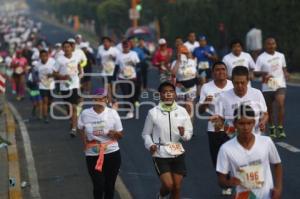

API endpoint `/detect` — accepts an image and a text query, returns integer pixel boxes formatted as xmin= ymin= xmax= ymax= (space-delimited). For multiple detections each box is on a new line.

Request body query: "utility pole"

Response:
xmin=131 ymin=0 xmax=138 ymax=28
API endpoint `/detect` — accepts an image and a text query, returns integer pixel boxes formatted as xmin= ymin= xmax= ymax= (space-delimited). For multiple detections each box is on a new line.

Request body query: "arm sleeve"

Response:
xmin=181 ymin=109 xmax=193 ymax=141
xmin=268 ymin=138 xmax=281 ymax=164
xmin=248 ymin=54 xmax=257 ymax=70
xmin=216 ymin=146 xmax=230 ymax=174
xmin=112 ymin=110 xmax=123 ymax=132
xmin=141 ymin=112 xmax=155 ymax=150
xmin=77 ymin=112 xmax=85 ymax=130
xmin=199 ymin=84 xmax=207 ymax=104
xmin=281 ymin=54 xmax=287 ymax=68
xmin=255 ymin=56 xmax=263 ymax=71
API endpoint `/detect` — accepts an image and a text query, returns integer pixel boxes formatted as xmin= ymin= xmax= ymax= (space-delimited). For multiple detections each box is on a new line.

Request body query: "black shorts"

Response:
xmin=153 ymin=154 xmax=186 ymax=176
xmin=39 ymin=89 xmax=53 ymax=100
xmin=263 ymin=88 xmax=286 ymax=104
xmin=198 ymin=69 xmax=211 ymax=79
xmin=61 ymin=89 xmax=80 ymax=105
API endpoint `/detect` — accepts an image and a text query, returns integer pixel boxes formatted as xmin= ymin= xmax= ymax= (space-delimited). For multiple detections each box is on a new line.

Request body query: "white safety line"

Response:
xmin=276 ymin=142 xmax=300 ymax=153
xmin=8 ymin=103 xmax=41 ymax=199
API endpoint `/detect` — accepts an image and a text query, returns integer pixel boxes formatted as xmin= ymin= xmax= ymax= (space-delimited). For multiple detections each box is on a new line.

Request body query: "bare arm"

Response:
xmin=271 ymin=163 xmax=283 ymax=199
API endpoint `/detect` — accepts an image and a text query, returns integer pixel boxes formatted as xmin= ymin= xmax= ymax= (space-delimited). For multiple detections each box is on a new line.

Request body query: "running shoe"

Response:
xmin=125 ymin=111 xmax=134 ymax=119
xmin=269 ymin=126 xmax=277 ymax=139
xmin=70 ymin=128 xmax=77 ymax=138
xmin=221 ymin=188 xmax=232 ymax=196
xmin=277 ymin=126 xmax=286 ymax=138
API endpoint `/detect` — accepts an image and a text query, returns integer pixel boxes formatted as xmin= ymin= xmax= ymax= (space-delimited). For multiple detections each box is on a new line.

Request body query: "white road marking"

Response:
xmin=276 ymin=142 xmax=300 ymax=153
xmin=8 ymin=103 xmax=41 ymax=199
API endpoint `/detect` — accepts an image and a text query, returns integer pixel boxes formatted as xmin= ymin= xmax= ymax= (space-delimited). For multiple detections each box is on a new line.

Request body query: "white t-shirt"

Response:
xmin=222 ymin=52 xmax=256 ymax=78
xmin=246 ymin=28 xmax=262 ymax=51
xmin=72 ymin=48 xmax=87 ymax=65
xmin=116 ymin=51 xmax=140 ymax=79
xmin=78 ymin=107 xmax=123 ymax=156
xmin=216 ymin=87 xmax=267 ymax=134
xmin=199 ymin=80 xmax=233 ymax=132
xmin=171 ymin=55 xmax=197 ymax=81
xmin=217 ymin=134 xmax=281 ymax=199
xmin=34 ymin=57 xmax=56 ymax=90
xmin=184 ymin=41 xmax=200 ymax=53
xmin=54 ymin=54 xmax=81 ymax=91
xmin=256 ymin=51 xmax=287 ymax=92
xmin=97 ymin=46 xmax=119 ymax=76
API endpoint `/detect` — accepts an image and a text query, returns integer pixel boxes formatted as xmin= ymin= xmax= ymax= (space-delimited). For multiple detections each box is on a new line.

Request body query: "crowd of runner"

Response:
xmin=0 ymin=14 xmax=288 ymax=199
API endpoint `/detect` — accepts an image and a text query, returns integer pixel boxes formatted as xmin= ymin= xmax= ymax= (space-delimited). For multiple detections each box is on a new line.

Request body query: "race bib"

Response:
xmin=182 ymin=67 xmax=195 ymax=79
xmin=198 ymin=61 xmax=209 ymax=69
xmin=267 ymin=77 xmax=280 ymax=91
xmin=122 ymin=65 xmax=135 ymax=79
xmin=41 ymin=76 xmax=52 ymax=88
xmin=237 ymin=164 xmax=264 ymax=189
xmin=165 ymin=142 xmax=185 ymax=156
xmin=67 ymin=61 xmax=78 ymax=76
xmin=15 ymin=66 xmax=24 ymax=74
xmin=103 ymin=61 xmax=115 ymax=76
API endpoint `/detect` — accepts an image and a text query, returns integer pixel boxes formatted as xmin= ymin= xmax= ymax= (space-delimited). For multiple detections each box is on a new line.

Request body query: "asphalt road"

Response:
xmin=8 ymin=14 xmax=300 ymax=199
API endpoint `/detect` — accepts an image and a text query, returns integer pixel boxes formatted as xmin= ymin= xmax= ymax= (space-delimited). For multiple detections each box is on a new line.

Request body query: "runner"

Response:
xmin=10 ymin=49 xmax=28 ymax=100
xmin=193 ymin=35 xmax=218 ymax=92
xmin=213 ymin=66 xmax=268 ymax=136
xmin=34 ymin=49 xmax=56 ymax=123
xmin=255 ymin=37 xmax=290 ymax=138
xmin=142 ymin=82 xmax=193 ymax=199
xmin=198 ymin=61 xmax=233 ymax=195
xmin=171 ymin=51 xmax=197 ymax=118
xmin=216 ymin=104 xmax=282 ymax=199
xmin=97 ymin=36 xmax=119 ymax=105
xmin=78 ymin=88 xmax=123 ymax=199
xmin=67 ymin=38 xmax=87 ymax=69
xmin=53 ymin=40 xmax=83 ymax=137
xmin=246 ymin=24 xmax=262 ymax=61
xmin=184 ymin=31 xmax=199 ymax=53
xmin=80 ymin=42 xmax=95 ymax=95
xmin=116 ymin=40 xmax=140 ymax=119
xmin=152 ymin=38 xmax=173 ymax=83
xmin=222 ymin=39 xmax=256 ymax=79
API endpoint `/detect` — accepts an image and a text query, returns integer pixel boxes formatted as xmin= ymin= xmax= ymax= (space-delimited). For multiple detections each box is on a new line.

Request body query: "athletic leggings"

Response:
xmin=86 ymin=150 xmax=121 ymax=199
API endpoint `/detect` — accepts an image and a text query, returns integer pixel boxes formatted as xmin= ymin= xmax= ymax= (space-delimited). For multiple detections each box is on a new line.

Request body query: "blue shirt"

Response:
xmin=132 ymin=47 xmax=146 ymax=61
xmin=193 ymin=45 xmax=216 ymax=67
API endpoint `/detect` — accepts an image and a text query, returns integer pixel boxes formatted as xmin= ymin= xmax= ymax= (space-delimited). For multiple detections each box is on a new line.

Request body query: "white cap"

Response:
xmin=75 ymin=34 xmax=82 ymax=39
xmin=79 ymin=42 xmax=89 ymax=49
xmin=55 ymin=43 xmax=62 ymax=47
xmin=158 ymin=38 xmax=167 ymax=45
xmin=67 ymin=38 xmax=76 ymax=43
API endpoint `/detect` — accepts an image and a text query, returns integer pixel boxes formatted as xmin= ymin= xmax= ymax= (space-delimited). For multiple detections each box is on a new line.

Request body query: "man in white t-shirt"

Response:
xmin=246 ymin=24 xmax=262 ymax=61
xmin=68 ymin=38 xmax=87 ymax=69
xmin=217 ymin=104 xmax=282 ymax=199
xmin=198 ymin=61 xmax=233 ymax=195
xmin=256 ymin=38 xmax=290 ymax=139
xmin=184 ymin=32 xmax=200 ymax=53
xmin=213 ymin=66 xmax=268 ymax=135
xmin=115 ymin=40 xmax=140 ymax=119
xmin=34 ymin=49 xmax=56 ymax=123
xmin=222 ymin=39 xmax=256 ymax=79
xmin=97 ymin=37 xmax=119 ymax=105
xmin=54 ymin=41 xmax=83 ymax=137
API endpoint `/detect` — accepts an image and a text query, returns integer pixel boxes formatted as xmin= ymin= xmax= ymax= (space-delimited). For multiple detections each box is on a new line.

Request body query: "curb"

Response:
xmin=0 ymin=106 xmax=9 ymax=199
xmin=4 ymin=104 xmax=23 ymax=199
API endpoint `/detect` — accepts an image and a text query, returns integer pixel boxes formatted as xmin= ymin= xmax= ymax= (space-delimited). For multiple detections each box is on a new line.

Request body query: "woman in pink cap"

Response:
xmin=78 ymin=88 xmax=124 ymax=199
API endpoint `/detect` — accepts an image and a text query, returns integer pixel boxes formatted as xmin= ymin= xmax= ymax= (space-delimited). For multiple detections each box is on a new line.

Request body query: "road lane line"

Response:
xmin=54 ymin=105 xmax=133 ymax=199
xmin=4 ymin=105 xmax=23 ymax=199
xmin=276 ymin=142 xmax=300 ymax=153
xmin=8 ymin=103 xmax=41 ymax=199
